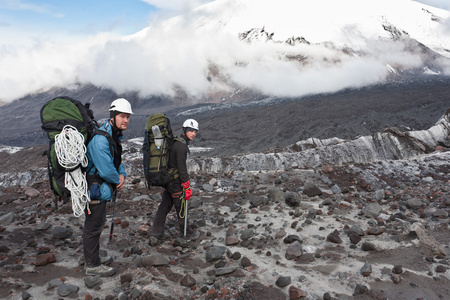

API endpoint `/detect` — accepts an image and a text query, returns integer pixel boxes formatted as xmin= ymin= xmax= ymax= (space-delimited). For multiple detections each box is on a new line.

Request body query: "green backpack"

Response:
xmin=40 ymin=96 xmax=98 ymax=207
xmin=143 ymin=113 xmax=180 ymax=187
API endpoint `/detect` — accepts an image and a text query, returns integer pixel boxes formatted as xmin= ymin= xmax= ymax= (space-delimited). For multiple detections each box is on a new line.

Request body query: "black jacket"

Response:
xmin=166 ymin=134 xmax=189 ymax=194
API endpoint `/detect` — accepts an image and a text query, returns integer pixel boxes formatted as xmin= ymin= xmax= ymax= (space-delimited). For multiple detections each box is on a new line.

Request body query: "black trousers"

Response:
xmin=83 ymin=202 xmax=107 ymax=267
xmin=151 ymin=190 xmax=188 ymax=236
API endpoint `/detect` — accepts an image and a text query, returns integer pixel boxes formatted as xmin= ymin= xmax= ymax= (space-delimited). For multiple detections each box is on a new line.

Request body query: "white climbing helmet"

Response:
xmin=183 ymin=119 xmax=199 ymax=131
xmin=109 ymin=98 xmax=134 ymax=114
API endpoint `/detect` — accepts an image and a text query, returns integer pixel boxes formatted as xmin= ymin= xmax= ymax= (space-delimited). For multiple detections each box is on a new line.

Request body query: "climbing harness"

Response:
xmin=176 ymin=189 xmax=189 ymax=237
xmin=177 ymin=193 xmax=187 ymax=219
xmin=54 ymin=125 xmax=91 ymax=217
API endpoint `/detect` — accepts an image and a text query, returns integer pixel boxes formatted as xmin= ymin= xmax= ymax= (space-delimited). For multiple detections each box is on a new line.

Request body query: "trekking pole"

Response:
xmin=109 ymin=190 xmax=118 ymax=241
xmin=184 ymin=198 xmax=188 ymax=237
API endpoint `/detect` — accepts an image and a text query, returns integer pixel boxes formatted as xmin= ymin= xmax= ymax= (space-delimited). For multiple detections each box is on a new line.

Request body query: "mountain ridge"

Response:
xmin=1 ymin=75 xmax=448 ymax=155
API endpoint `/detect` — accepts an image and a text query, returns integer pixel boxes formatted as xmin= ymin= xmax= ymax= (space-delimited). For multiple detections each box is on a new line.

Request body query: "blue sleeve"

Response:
xmin=87 ymin=135 xmax=120 ymax=185
xmin=118 ymin=164 xmax=126 ymax=178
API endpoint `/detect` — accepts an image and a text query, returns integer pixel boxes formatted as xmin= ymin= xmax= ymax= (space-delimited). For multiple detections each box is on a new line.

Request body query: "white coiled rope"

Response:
xmin=54 ymin=125 xmax=91 ymax=217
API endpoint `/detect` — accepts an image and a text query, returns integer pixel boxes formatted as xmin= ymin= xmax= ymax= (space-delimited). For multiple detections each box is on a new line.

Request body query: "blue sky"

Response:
xmin=0 ymin=0 xmax=213 ymax=46
xmin=0 ymin=0 xmax=449 ymax=47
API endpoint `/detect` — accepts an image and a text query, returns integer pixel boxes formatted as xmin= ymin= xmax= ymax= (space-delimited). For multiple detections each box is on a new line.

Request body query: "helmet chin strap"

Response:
xmin=110 ymin=113 xmax=122 ymax=132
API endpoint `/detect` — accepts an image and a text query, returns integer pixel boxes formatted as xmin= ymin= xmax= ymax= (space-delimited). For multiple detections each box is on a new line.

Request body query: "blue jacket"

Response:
xmin=86 ymin=121 xmax=126 ymax=201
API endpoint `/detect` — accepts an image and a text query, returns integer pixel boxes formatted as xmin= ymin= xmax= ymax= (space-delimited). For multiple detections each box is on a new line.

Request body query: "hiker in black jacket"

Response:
xmin=150 ymin=119 xmax=199 ymax=239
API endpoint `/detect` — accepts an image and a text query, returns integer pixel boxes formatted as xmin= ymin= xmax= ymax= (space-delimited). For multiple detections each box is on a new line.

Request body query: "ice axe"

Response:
xmin=109 ymin=190 xmax=118 ymax=241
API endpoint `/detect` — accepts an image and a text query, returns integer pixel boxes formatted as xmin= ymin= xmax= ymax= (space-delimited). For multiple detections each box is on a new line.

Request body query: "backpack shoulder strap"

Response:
xmin=92 ymin=130 xmax=114 ymax=156
xmin=90 ymin=129 xmax=123 ymax=171
xmin=173 ymin=136 xmax=190 ymax=154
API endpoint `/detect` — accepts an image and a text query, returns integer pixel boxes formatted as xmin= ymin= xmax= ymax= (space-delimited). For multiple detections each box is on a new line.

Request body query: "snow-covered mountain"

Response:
xmin=162 ymin=0 xmax=450 ymax=54
xmin=127 ymin=0 xmax=450 ymax=100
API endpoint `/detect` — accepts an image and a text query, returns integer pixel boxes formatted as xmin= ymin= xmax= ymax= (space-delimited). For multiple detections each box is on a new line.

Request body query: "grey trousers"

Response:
xmin=83 ymin=202 xmax=107 ymax=267
xmin=151 ymin=190 xmax=188 ymax=236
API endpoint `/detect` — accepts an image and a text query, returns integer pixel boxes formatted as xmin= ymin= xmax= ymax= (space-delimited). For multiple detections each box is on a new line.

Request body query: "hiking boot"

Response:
xmin=85 ymin=265 xmax=116 ymax=277
xmin=150 ymin=232 xmax=170 ymax=240
xmin=100 ymin=256 xmax=113 ymax=265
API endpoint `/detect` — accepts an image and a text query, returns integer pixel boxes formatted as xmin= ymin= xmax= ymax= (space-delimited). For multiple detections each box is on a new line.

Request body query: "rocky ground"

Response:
xmin=0 ymin=142 xmax=449 ymax=299
xmin=0 ymin=78 xmax=449 ymax=299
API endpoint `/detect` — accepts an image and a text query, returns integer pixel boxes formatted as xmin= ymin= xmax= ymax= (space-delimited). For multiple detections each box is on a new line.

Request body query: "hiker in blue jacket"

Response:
xmin=83 ymin=98 xmax=133 ymax=277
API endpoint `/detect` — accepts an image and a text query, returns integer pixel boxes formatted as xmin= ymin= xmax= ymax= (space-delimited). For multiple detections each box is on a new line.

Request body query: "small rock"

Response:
xmin=275 ymin=276 xmax=291 ymax=288
xmin=51 ymin=226 xmax=73 ymax=240
xmin=421 ymin=176 xmax=433 ymax=183
xmin=232 ymin=252 xmax=241 ymax=260
xmin=286 ymin=241 xmax=303 ymax=260
xmin=283 ymin=235 xmax=301 ymax=244
xmin=202 ymin=184 xmax=214 ymax=192
xmin=275 ymin=228 xmax=286 ymax=239
xmin=361 ymin=242 xmax=376 ymax=251
xmin=180 ymin=274 xmax=196 ymax=287
xmin=0 ymin=212 xmax=16 ymax=225
xmin=57 ymin=284 xmax=79 ymax=297
xmin=392 ymin=265 xmax=403 ymax=274
xmin=366 ymin=227 xmax=385 ymax=236
xmin=130 ymin=288 xmax=142 ymax=299
xmin=363 ymin=203 xmax=382 ymax=218
xmin=303 ymin=182 xmax=322 ymax=197
xmin=348 ymin=232 xmax=362 ymax=244
xmin=24 ymin=188 xmax=40 ymax=198
xmin=354 ymin=284 xmax=369 ymax=295
xmin=33 ymin=254 xmax=57 ymax=266
xmin=331 ymin=185 xmax=341 ymax=194
xmin=360 ymin=261 xmax=372 ymax=277
xmin=0 ymin=244 xmax=10 ymax=253
xmin=432 ymin=209 xmax=448 ymax=218
xmin=133 ymin=254 xmax=169 ymax=267
xmin=120 ymin=273 xmax=133 ymax=284
xmin=285 ymin=192 xmax=300 ymax=207
xmin=268 ymin=189 xmax=285 ymax=202
xmin=391 ymin=273 xmax=401 ymax=284
xmin=289 ymin=285 xmax=307 ymax=299
xmin=435 ymin=265 xmax=447 ymax=273
xmin=215 ymin=266 xmax=237 ymax=276
xmin=326 ymin=230 xmax=342 ymax=244
xmin=410 ymin=222 xmax=446 ymax=256
xmin=21 ymin=291 xmax=32 ymax=300
xmin=241 ymin=257 xmax=251 ymax=268
xmin=205 ymin=245 xmax=228 ymax=262
xmin=138 ymin=224 xmax=150 ymax=235
xmin=35 ymin=222 xmax=52 ymax=231
xmin=48 ymin=279 xmax=62 ymax=288
xmin=84 ymin=275 xmax=102 ymax=288
xmin=240 ymin=228 xmax=255 ymax=241
xmin=406 ymin=198 xmax=422 ymax=210
xmin=373 ymin=189 xmax=385 ymax=201
xmin=226 ymin=236 xmax=240 ymax=246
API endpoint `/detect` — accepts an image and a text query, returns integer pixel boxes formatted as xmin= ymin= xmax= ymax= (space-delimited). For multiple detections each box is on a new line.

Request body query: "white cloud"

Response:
xmin=0 ymin=22 xmax=429 ymax=103
xmin=0 ymin=0 xmax=449 ymax=103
